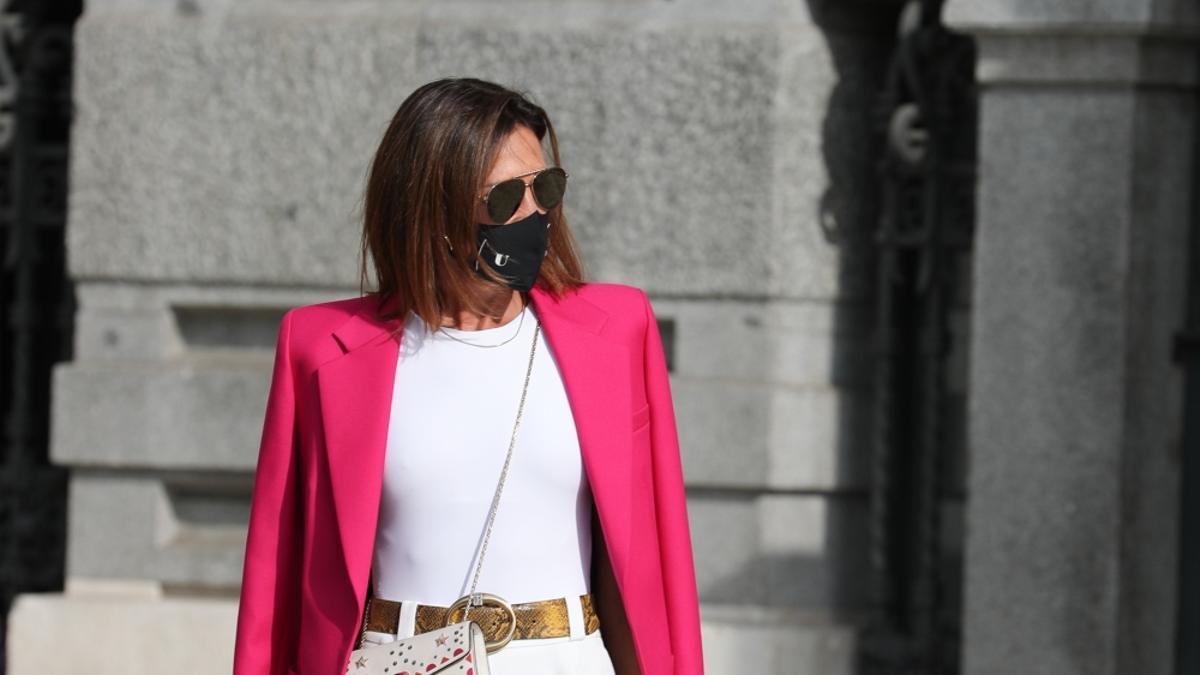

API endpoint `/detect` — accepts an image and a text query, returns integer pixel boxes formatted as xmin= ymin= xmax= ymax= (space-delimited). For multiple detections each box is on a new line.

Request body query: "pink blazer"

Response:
xmin=232 ymin=281 xmax=704 ymax=675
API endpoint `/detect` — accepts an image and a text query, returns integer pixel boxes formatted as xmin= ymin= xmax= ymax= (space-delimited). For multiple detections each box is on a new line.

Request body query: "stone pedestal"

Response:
xmin=8 ymin=580 xmax=236 ymax=675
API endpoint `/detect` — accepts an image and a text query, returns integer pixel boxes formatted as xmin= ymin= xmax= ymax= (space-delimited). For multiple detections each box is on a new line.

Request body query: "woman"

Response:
xmin=231 ymin=78 xmax=703 ymax=675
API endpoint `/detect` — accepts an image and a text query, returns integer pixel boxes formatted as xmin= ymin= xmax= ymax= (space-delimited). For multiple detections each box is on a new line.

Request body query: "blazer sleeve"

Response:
xmin=233 ymin=309 xmax=303 ymax=675
xmin=640 ymin=290 xmax=705 ymax=674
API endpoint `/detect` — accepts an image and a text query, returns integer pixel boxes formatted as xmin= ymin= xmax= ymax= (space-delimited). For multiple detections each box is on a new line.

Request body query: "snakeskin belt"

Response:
xmin=364 ymin=593 xmax=601 ymax=643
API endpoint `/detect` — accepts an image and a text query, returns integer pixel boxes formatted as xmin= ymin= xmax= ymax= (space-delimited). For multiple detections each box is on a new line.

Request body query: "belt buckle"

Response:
xmin=445 ymin=592 xmax=517 ymax=653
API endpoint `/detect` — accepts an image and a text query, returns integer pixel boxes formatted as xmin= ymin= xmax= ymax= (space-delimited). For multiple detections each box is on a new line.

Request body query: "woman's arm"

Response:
xmin=233 ymin=309 xmax=304 ymax=675
xmin=591 ymin=505 xmax=643 ymax=675
xmin=640 ymin=289 xmax=705 ymax=675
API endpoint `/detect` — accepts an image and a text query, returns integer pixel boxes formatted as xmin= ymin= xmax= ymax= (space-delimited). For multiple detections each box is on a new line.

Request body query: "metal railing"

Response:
xmin=1171 ymin=45 xmax=1200 ymax=675
xmin=0 ymin=2 xmax=79 ymax=672
xmin=859 ymin=1 xmax=976 ymax=672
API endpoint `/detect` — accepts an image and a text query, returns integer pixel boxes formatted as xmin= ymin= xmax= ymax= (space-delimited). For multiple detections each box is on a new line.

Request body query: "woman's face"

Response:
xmin=475 ymin=124 xmax=549 ymax=225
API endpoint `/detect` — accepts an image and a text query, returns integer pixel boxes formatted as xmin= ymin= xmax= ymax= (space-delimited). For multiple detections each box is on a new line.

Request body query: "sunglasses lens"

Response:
xmin=486 ymin=179 xmax=525 ymax=223
xmin=532 ymin=168 xmax=568 ymax=210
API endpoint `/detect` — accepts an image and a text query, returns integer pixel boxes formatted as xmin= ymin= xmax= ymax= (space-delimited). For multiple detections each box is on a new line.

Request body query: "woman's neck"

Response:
xmin=440 ymin=288 xmax=526 ymax=331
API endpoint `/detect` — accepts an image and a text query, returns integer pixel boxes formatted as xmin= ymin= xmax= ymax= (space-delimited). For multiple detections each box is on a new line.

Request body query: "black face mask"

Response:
xmin=473 ymin=210 xmax=551 ymax=292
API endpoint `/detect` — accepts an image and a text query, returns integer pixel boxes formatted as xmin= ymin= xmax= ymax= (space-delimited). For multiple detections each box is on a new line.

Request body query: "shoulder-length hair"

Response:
xmin=359 ymin=77 xmax=586 ymax=328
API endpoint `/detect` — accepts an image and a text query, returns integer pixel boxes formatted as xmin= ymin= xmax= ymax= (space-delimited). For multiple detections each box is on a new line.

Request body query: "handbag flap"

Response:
xmin=345 ymin=620 xmax=488 ymax=675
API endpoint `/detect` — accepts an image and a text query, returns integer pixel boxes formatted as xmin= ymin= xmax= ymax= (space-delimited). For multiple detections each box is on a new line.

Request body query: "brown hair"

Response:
xmin=359 ymin=77 xmax=586 ymax=328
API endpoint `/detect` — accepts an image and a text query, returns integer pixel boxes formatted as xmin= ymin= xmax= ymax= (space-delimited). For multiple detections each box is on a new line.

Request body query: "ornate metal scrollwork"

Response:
xmin=859 ymin=0 xmax=976 ymax=673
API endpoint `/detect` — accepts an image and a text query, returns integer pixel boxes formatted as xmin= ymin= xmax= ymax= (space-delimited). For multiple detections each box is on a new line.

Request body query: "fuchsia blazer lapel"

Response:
xmin=232 ymin=282 xmax=704 ymax=675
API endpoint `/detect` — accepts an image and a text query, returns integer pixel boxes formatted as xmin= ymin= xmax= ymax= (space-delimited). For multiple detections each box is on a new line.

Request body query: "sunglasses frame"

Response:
xmin=478 ymin=166 xmax=569 ymax=224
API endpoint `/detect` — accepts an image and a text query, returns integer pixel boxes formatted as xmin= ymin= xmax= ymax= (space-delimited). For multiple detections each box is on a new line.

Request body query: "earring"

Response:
xmin=442 ymin=234 xmax=454 ymax=252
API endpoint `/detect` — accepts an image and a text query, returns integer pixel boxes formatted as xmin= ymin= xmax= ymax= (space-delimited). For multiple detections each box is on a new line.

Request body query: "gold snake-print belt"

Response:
xmin=364 ymin=593 xmax=601 ymax=642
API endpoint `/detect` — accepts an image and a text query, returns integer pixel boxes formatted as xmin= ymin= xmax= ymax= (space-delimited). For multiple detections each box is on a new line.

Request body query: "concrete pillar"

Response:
xmin=945 ymin=1 xmax=1199 ymax=673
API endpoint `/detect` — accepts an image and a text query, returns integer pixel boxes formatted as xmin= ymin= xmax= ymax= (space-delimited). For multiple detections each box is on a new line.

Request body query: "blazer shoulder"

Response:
xmin=571 ymin=281 xmax=650 ymax=314
xmin=278 ymin=294 xmax=376 ymax=369
xmin=566 ymin=282 xmax=654 ymax=344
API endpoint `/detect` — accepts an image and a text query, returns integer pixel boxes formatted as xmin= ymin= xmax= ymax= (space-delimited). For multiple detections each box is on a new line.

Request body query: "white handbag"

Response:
xmin=343 ymin=322 xmax=541 ymax=675
xmin=345 ymin=619 xmax=491 ymax=675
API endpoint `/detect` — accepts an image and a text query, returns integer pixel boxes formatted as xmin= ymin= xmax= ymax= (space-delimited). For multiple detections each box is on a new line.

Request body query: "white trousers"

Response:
xmin=360 ymin=594 xmax=617 ymax=675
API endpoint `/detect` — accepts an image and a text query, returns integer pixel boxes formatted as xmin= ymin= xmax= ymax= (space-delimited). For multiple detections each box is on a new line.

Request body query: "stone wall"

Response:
xmin=7 ymin=1 xmax=899 ymax=673
xmin=12 ymin=1 xmax=1195 ymax=673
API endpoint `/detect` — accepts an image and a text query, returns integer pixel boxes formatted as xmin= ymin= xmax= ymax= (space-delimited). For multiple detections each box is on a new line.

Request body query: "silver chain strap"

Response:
xmin=462 ymin=320 xmax=540 ymax=620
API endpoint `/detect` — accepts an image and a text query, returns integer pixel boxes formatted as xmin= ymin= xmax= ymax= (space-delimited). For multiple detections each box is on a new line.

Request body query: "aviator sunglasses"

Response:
xmin=479 ymin=166 xmax=569 ymax=224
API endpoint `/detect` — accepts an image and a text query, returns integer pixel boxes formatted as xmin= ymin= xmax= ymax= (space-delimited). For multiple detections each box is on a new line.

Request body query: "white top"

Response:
xmin=370 ymin=302 xmax=594 ymax=606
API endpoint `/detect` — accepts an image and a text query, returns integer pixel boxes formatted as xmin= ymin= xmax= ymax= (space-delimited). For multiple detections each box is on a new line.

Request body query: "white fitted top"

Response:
xmin=370 ymin=303 xmax=594 ymax=606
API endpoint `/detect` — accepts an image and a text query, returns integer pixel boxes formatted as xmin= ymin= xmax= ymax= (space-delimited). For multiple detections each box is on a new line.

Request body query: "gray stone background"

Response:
xmin=5 ymin=0 xmax=1199 ymax=674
